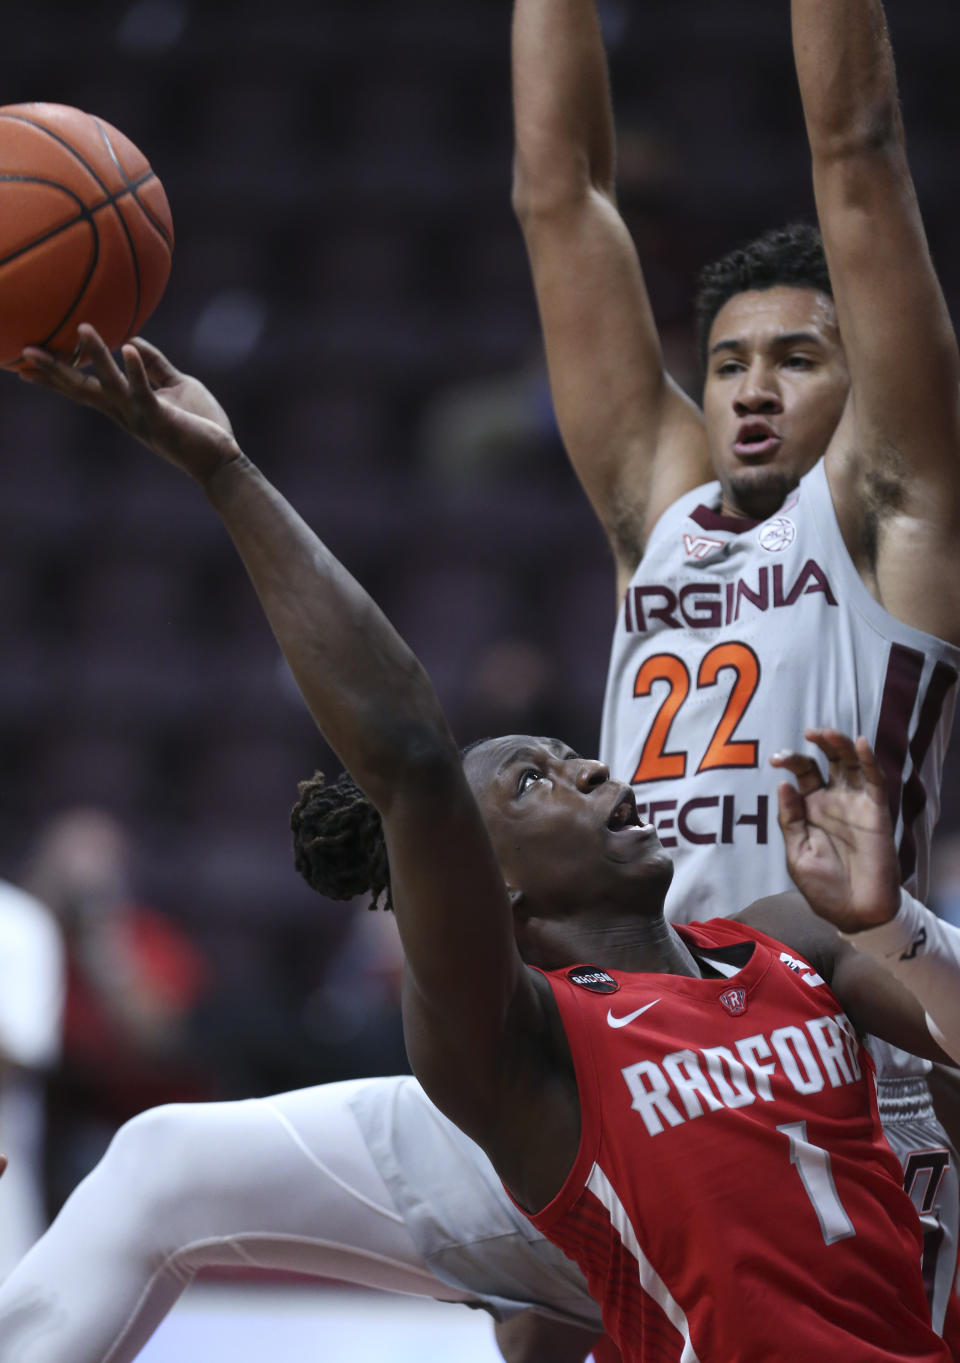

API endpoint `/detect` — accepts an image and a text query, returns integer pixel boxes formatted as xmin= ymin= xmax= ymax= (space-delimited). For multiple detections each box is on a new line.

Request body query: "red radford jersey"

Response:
xmin=518 ymin=919 xmax=949 ymax=1363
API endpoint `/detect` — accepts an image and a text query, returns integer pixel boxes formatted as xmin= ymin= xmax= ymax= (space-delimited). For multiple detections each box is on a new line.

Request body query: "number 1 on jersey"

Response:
xmin=777 ymin=1121 xmax=856 ymax=1245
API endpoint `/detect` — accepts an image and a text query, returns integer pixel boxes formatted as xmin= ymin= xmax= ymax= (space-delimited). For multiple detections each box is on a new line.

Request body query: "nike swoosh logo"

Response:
xmin=606 ymin=999 xmax=661 ymax=1028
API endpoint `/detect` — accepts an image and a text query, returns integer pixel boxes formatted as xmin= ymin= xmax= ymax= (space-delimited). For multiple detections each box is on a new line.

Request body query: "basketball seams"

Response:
xmin=0 ymin=106 xmax=173 ymax=362
xmin=0 ymin=174 xmax=100 ymax=350
xmin=0 ymin=175 xmax=91 ymax=269
xmin=0 ymin=113 xmax=170 ymax=252
xmin=37 ymin=218 xmax=101 ymax=350
xmin=0 ymin=112 xmax=116 ymax=199
xmin=103 ymin=173 xmax=173 ymax=251
xmin=93 ymin=117 xmax=173 ymax=251
xmin=0 ymin=174 xmax=171 ymax=350
xmin=86 ymin=121 xmax=142 ymax=341
xmin=1 ymin=112 xmax=172 ymax=325
xmin=0 ymin=172 xmax=164 ymax=271
xmin=0 ymin=111 xmax=137 ymax=347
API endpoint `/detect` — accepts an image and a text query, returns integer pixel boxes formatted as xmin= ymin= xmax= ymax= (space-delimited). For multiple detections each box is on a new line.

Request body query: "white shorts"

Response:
xmin=0 ymin=1076 xmax=599 ymax=1363
xmin=348 ymin=1076 xmax=600 ymax=1330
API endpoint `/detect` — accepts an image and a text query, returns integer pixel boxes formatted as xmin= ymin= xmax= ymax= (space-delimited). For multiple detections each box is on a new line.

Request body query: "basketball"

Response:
xmin=0 ymin=102 xmax=173 ymax=369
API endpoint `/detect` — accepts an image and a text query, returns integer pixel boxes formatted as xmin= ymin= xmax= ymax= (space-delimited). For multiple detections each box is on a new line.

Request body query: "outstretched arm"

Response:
xmin=741 ymin=728 xmax=955 ymax=1065
xmin=19 ymin=330 xmax=554 ymax=1163
xmin=511 ymin=0 xmax=706 ymax=594
xmin=793 ymin=0 xmax=960 ymax=641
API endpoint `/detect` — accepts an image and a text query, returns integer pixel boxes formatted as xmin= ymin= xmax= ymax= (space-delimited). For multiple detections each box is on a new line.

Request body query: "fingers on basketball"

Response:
xmin=18 ymin=345 xmax=105 ymax=403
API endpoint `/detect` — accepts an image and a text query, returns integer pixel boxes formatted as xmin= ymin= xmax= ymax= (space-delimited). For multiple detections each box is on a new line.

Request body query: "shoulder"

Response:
xmin=648 ymin=478 xmax=723 ymax=541
xmin=526 ymin=964 xmax=577 ymax=1059
xmin=734 ymin=893 xmax=842 ymax=979
xmin=616 ymin=477 xmax=724 ymax=592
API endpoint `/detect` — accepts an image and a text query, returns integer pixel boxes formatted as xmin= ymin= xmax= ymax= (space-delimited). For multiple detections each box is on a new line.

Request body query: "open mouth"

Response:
xmin=734 ymin=421 xmax=781 ymax=460
xmin=606 ymin=788 xmax=641 ymax=832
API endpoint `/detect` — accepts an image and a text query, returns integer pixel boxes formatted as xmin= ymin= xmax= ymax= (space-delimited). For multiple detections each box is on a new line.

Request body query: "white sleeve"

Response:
xmin=844 ymin=889 xmax=960 ymax=1065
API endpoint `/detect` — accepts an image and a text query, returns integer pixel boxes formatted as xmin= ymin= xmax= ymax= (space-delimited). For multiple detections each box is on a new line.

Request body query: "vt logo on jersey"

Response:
xmin=682 ymin=532 xmax=725 ymax=561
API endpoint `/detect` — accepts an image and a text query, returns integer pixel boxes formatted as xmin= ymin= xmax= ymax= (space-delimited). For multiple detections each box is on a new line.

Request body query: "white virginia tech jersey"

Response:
xmin=600 ymin=459 xmax=960 ymax=925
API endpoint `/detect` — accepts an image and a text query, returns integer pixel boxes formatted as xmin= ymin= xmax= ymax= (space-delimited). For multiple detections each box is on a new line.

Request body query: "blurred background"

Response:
xmin=1 ymin=0 xmax=960 ymax=1281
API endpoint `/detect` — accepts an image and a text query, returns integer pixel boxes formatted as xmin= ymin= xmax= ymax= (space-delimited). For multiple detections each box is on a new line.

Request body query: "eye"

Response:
xmin=518 ymin=768 xmax=543 ymax=794
xmin=715 ymin=359 xmax=743 ymax=377
xmin=783 ymin=354 xmax=813 ymax=370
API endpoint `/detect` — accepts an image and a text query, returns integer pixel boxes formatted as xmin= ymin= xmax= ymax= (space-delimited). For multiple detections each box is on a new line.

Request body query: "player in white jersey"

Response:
xmin=601 ymin=461 xmax=960 ymax=925
xmin=3 ymin=4 xmax=960 ymax=1363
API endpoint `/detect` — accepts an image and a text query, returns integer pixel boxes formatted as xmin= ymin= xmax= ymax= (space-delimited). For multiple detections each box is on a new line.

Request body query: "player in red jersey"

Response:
xmin=14 ymin=325 xmax=955 ymax=1361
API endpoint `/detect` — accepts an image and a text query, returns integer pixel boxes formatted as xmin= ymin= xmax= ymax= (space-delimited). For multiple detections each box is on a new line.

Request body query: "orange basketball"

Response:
xmin=0 ymin=102 xmax=173 ymax=369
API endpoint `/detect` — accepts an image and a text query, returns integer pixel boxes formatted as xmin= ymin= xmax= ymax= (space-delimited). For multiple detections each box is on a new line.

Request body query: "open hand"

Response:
xmin=19 ymin=324 xmax=240 ymax=485
xmin=771 ymin=728 xmax=900 ymax=933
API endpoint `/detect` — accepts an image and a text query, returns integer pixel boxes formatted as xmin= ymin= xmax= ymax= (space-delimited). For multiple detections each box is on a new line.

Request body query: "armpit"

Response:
xmin=606 ymin=489 xmax=646 ymax=574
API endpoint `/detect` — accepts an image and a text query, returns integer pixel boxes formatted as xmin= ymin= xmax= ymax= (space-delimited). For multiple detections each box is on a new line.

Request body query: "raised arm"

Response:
xmin=793 ymin=0 xmax=960 ymax=641
xmin=742 ymin=728 xmax=955 ymax=1066
xmin=18 ymin=330 xmax=554 ymax=1160
xmin=771 ymin=727 xmax=960 ymax=1064
xmin=511 ymin=0 xmax=706 ymax=594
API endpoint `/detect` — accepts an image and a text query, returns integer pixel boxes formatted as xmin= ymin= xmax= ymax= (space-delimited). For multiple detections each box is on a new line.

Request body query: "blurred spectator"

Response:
xmin=19 ymin=808 xmax=212 ymax=1214
xmin=0 ymin=878 xmax=64 ymax=1278
xmin=197 ymin=899 xmax=412 ymax=1102
xmin=417 ymin=351 xmax=560 ymax=485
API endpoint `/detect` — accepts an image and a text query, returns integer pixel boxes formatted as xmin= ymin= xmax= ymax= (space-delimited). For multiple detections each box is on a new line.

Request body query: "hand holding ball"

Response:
xmin=0 ymin=103 xmax=173 ymax=368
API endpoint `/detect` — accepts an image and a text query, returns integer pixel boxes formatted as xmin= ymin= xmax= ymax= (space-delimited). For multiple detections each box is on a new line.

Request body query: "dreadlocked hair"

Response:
xmin=291 ymin=740 xmax=494 ymax=914
xmin=694 ymin=223 xmax=832 ymax=376
xmin=291 ymin=770 xmax=393 ymax=912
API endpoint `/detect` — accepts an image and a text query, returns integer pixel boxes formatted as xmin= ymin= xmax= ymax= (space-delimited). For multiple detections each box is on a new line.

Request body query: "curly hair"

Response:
xmin=694 ymin=223 xmax=832 ymax=375
xmin=291 ymin=740 xmax=491 ymax=913
xmin=291 ymin=769 xmax=393 ymax=911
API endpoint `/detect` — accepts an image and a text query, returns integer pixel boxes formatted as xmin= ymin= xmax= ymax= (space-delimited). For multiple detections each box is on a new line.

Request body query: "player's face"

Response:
xmin=702 ymin=286 xmax=849 ymax=521
xmin=464 ymin=736 xmax=673 ymax=919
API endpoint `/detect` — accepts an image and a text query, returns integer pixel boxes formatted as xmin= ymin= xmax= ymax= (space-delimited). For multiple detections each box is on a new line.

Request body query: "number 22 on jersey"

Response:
xmin=631 ymin=642 xmax=761 ymax=784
